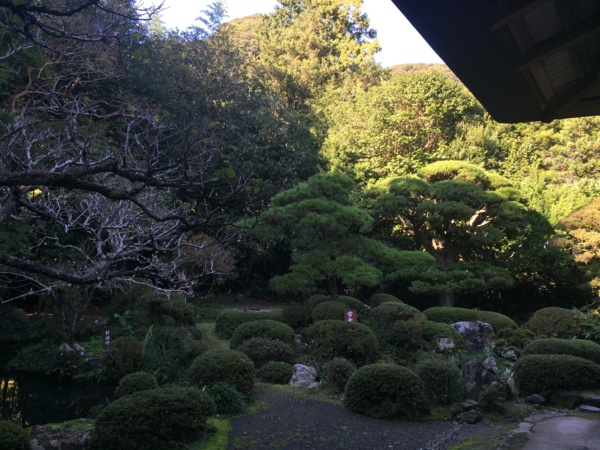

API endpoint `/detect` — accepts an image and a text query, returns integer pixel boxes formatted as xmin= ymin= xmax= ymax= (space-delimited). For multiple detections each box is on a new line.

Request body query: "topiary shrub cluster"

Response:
xmin=344 ymin=364 xmax=428 ymax=419
xmin=368 ymin=293 xmax=402 ymax=306
xmin=422 ymin=307 xmax=517 ymax=332
xmin=525 ymin=307 xmax=582 ymax=338
xmin=115 ymin=371 xmax=158 ymax=398
xmin=0 ymin=420 xmax=29 ymax=450
xmin=203 ymin=382 xmax=246 ymax=415
xmin=281 ymin=304 xmax=313 ymax=330
xmin=237 ymin=337 xmax=294 ymax=368
xmin=307 ymin=320 xmax=379 ymax=367
xmin=324 ymin=357 xmax=356 ymax=392
xmin=304 ymin=294 xmax=331 ymax=310
xmin=229 ymin=320 xmax=295 ymax=350
xmin=522 ymin=338 xmax=600 ymax=365
xmin=91 ymin=387 xmax=215 ymax=450
xmin=311 ymin=301 xmax=346 ymax=322
xmin=514 ymin=354 xmax=600 ymax=396
xmin=367 ymin=302 xmax=427 ymax=354
xmin=215 ymin=310 xmax=283 ymax=339
xmin=413 ymin=358 xmax=460 ymax=405
xmin=337 ymin=296 xmax=367 ymax=313
xmin=187 ymin=348 xmax=255 ymax=397
xmin=419 ymin=321 xmax=465 ymax=353
xmin=257 ymin=361 xmax=293 ymax=384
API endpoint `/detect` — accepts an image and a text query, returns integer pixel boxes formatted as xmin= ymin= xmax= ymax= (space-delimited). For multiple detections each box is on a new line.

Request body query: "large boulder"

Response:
xmin=289 ymin=364 xmax=319 ymax=388
xmin=451 ymin=321 xmax=495 ymax=353
xmin=461 ymin=358 xmax=505 ymax=400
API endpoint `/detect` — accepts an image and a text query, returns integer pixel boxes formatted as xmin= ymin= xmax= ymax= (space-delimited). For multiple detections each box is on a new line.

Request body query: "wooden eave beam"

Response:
xmin=541 ymin=74 xmax=600 ymax=121
xmin=513 ymin=12 xmax=600 ymax=72
xmin=490 ymin=0 xmax=554 ymax=31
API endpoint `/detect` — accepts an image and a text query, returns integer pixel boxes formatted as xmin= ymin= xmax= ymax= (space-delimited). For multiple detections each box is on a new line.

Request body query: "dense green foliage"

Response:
xmin=187 ymin=348 xmax=255 ymax=396
xmin=324 ymin=357 xmax=356 ymax=392
xmin=203 ymin=382 xmax=247 ymax=415
xmin=229 ymin=320 xmax=295 ymax=349
xmin=513 ymin=355 xmax=600 ymax=396
xmin=522 ymin=338 xmax=600 ymax=365
xmin=281 ymin=304 xmax=313 ymax=329
xmin=413 ymin=358 xmax=461 ymax=404
xmin=525 ymin=307 xmax=582 ymax=338
xmin=366 ymin=302 xmax=426 ymax=353
xmin=312 ymin=300 xmax=346 ymax=321
xmin=91 ymin=387 xmax=216 ymax=450
xmin=368 ymin=293 xmax=403 ymax=306
xmin=0 ymin=420 xmax=29 ymax=450
xmin=422 ymin=307 xmax=517 ymax=332
xmin=237 ymin=337 xmax=294 ymax=368
xmin=257 ymin=361 xmax=294 ymax=384
xmin=307 ymin=320 xmax=379 ymax=366
xmin=215 ymin=311 xmax=283 ymax=339
xmin=115 ymin=372 xmax=159 ymax=398
xmin=344 ymin=364 xmax=428 ymax=418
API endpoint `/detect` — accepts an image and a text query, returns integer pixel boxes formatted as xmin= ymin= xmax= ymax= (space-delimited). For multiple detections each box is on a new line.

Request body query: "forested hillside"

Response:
xmin=0 ymin=0 xmax=598 ymax=316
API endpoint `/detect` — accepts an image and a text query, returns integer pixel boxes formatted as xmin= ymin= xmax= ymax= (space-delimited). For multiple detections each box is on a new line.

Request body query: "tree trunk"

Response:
xmin=439 ymin=291 xmax=455 ymax=307
xmin=328 ymin=278 xmax=339 ymax=299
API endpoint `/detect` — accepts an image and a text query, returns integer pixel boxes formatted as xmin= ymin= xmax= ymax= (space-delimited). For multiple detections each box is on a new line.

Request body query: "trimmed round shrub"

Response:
xmin=307 ymin=320 xmax=379 ymax=366
xmin=237 ymin=337 xmax=294 ymax=368
xmin=187 ymin=348 xmax=255 ymax=396
xmin=115 ymin=371 xmax=158 ymax=398
xmin=203 ymin=382 xmax=246 ymax=415
xmin=367 ymin=302 xmax=427 ymax=351
xmin=420 ymin=321 xmax=465 ymax=348
xmin=113 ymin=336 xmax=143 ymax=376
xmin=414 ymin=358 xmax=461 ymax=405
xmin=312 ymin=301 xmax=346 ymax=322
xmin=214 ymin=310 xmax=282 ymax=339
xmin=368 ymin=293 xmax=402 ymax=306
xmin=522 ymin=338 xmax=600 ymax=364
xmin=91 ymin=387 xmax=215 ymax=450
xmin=281 ymin=304 xmax=313 ymax=329
xmin=0 ymin=420 xmax=29 ymax=450
xmin=422 ymin=307 xmax=517 ymax=332
xmin=157 ymin=298 xmax=195 ymax=325
xmin=304 ymin=294 xmax=331 ymax=310
xmin=257 ymin=361 xmax=293 ymax=384
xmin=324 ymin=357 xmax=356 ymax=392
xmin=525 ymin=307 xmax=581 ymax=338
xmin=337 ymin=296 xmax=367 ymax=313
xmin=514 ymin=354 xmax=600 ymax=396
xmin=344 ymin=364 xmax=428 ymax=419
xmin=229 ymin=320 xmax=295 ymax=350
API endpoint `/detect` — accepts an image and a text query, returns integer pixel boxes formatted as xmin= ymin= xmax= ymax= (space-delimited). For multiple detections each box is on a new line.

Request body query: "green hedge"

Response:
xmin=187 ymin=348 xmax=255 ymax=397
xmin=307 ymin=320 xmax=379 ymax=366
xmin=522 ymin=338 xmax=600 ymax=365
xmin=115 ymin=371 xmax=158 ymax=398
xmin=312 ymin=301 xmax=346 ymax=322
xmin=229 ymin=320 xmax=295 ymax=350
xmin=422 ymin=307 xmax=517 ymax=332
xmin=525 ymin=307 xmax=581 ymax=338
xmin=237 ymin=337 xmax=294 ymax=368
xmin=344 ymin=364 xmax=428 ymax=419
xmin=413 ymin=358 xmax=461 ymax=405
xmin=514 ymin=354 xmax=600 ymax=396
xmin=0 ymin=420 xmax=29 ymax=450
xmin=214 ymin=310 xmax=282 ymax=339
xmin=91 ymin=387 xmax=215 ymax=450
xmin=257 ymin=361 xmax=293 ymax=384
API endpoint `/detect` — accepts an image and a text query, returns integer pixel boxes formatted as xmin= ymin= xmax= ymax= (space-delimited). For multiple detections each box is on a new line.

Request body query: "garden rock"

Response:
xmin=577 ymin=405 xmax=600 ymax=413
xmin=482 ymin=356 xmax=498 ymax=373
xmin=507 ymin=372 xmax=519 ymax=398
xmin=525 ymin=394 xmax=546 ymax=405
xmin=461 ymin=359 xmax=503 ymax=400
xmin=290 ymin=364 xmax=319 ymax=388
xmin=497 ymin=345 xmax=519 ymax=361
xmin=28 ymin=419 xmax=93 ymax=450
xmin=582 ymin=396 xmax=600 ymax=408
xmin=455 ymin=409 xmax=483 ymax=424
xmin=451 ymin=321 xmax=495 ymax=353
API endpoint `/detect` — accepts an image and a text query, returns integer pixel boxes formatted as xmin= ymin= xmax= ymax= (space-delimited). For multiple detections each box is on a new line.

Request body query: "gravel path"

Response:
xmin=228 ymin=385 xmax=506 ymax=450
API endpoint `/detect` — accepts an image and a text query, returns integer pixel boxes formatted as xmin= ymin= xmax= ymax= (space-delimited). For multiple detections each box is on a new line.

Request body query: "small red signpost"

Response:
xmin=344 ymin=309 xmax=357 ymax=323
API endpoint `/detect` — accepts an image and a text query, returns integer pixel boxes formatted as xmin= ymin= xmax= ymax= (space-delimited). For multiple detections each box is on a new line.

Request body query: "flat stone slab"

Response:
xmin=521 ymin=416 xmax=600 ymax=450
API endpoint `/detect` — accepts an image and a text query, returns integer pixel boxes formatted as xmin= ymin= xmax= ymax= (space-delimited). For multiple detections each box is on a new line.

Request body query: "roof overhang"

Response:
xmin=391 ymin=0 xmax=600 ymax=123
